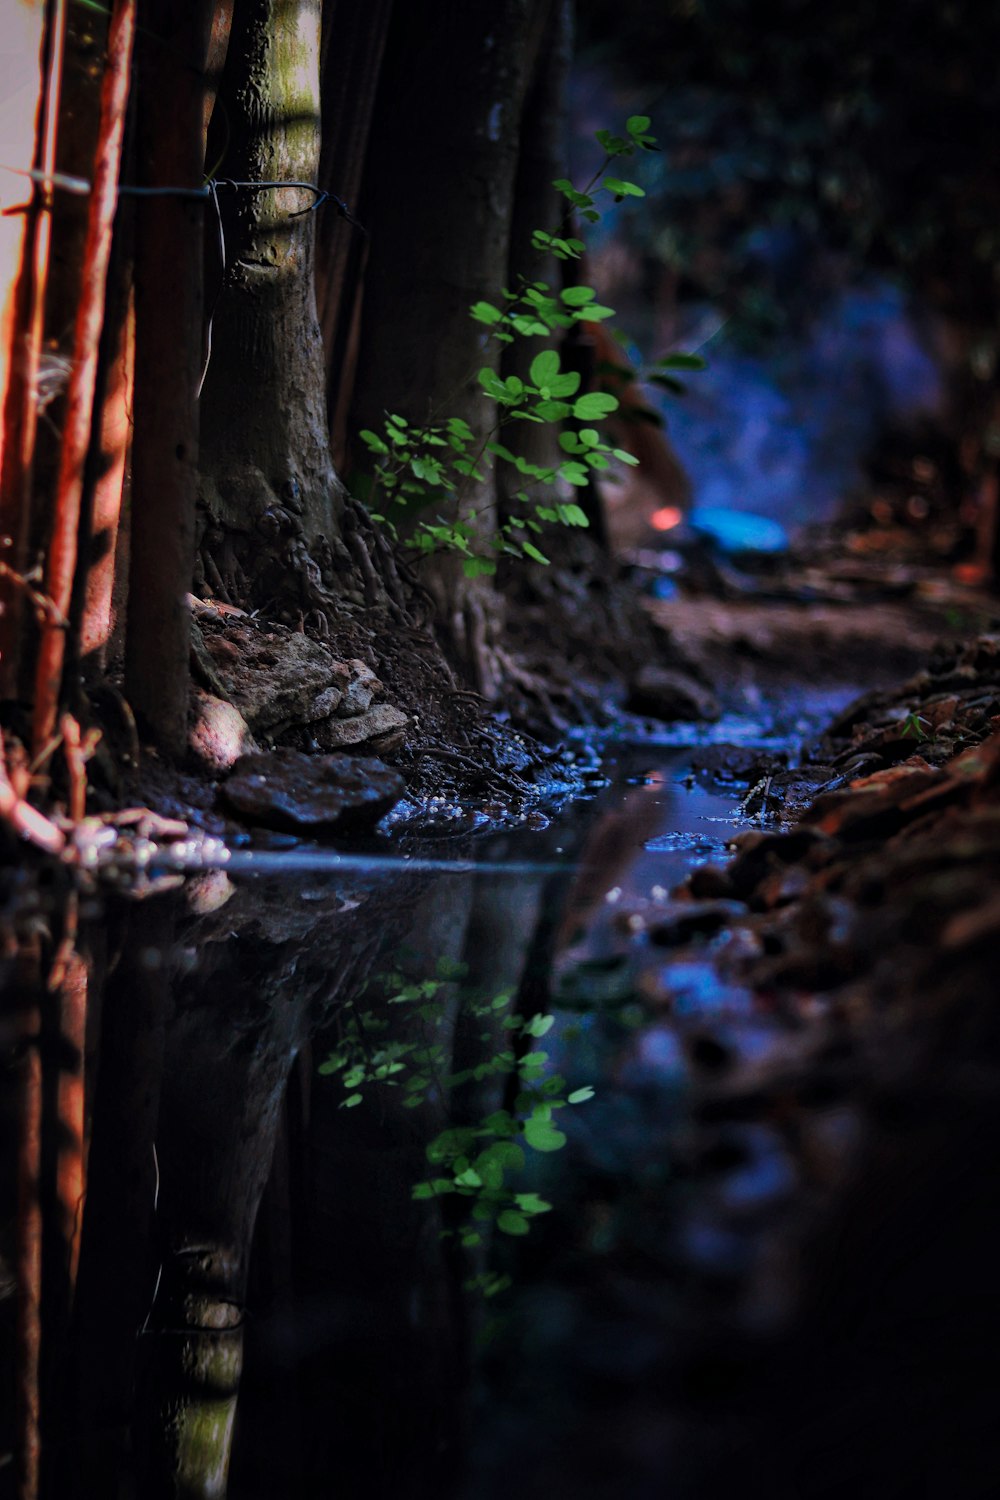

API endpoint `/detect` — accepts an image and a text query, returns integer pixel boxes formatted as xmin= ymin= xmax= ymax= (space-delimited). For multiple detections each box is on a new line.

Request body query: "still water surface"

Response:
xmin=3 ymin=687 xmax=856 ymax=1499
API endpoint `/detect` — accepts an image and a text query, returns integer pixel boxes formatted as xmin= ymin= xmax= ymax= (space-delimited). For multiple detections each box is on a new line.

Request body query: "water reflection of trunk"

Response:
xmin=67 ymin=899 xmax=173 ymax=1497
xmin=56 ymin=840 xmax=588 ymax=1497
xmin=129 ymin=874 xmax=408 ymax=1499
xmin=232 ymin=857 xmax=569 ymax=1498
xmin=234 ymin=874 xmax=476 ymax=1498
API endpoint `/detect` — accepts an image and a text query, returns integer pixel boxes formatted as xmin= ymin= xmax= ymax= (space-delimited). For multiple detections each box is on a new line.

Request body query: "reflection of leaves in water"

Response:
xmin=556 ymin=952 xmax=638 ymax=1010
xmin=318 ymin=957 xmax=594 ymax=1275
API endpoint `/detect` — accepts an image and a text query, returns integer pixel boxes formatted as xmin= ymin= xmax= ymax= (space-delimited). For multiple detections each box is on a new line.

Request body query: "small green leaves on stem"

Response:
xmin=355 ymin=117 xmax=704 ymax=577
xmin=318 ymin=968 xmax=595 ymax=1264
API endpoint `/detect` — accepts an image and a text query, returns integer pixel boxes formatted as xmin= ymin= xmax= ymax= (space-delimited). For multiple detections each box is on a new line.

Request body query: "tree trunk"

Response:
xmin=315 ymin=0 xmax=394 ymax=467
xmin=197 ymin=0 xmax=345 ymax=624
xmin=351 ymin=0 xmax=538 ymax=694
xmin=125 ymin=0 xmax=214 ymax=754
xmin=498 ymin=0 xmax=573 ymax=525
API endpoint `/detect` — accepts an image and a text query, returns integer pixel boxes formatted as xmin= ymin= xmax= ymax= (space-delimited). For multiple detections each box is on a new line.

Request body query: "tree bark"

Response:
xmin=197 ymin=0 xmax=345 ymax=623
xmin=351 ymin=0 xmax=539 ymax=693
xmin=125 ymin=0 xmax=214 ymax=754
xmin=499 ymin=0 xmax=573 ymax=520
xmin=315 ymin=0 xmax=394 ymax=466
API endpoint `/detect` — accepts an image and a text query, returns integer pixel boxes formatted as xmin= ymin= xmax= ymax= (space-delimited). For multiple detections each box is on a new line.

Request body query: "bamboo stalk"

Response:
xmin=0 ymin=0 xmax=67 ymax=698
xmin=32 ymin=0 xmax=137 ymax=757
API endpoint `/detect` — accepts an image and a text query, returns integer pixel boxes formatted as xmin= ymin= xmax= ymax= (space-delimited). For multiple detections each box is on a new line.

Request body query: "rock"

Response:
xmin=648 ymin=899 xmax=748 ymax=947
xmin=219 ymin=749 xmax=405 ymax=833
xmin=690 ymin=742 xmax=788 ymax=785
xmin=185 ymin=870 xmax=235 ymax=914
xmin=336 ymin=660 xmax=383 ymax=718
xmin=199 ymin=616 xmax=350 ymax=734
xmin=188 ymin=690 xmax=258 ymax=772
xmin=626 ymin=666 xmax=720 ymax=723
xmin=311 ymin=704 xmax=409 ymax=753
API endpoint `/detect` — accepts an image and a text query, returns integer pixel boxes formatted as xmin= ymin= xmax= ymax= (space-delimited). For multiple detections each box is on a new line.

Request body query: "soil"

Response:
xmin=541 ymin=558 xmax=1000 ymax=1497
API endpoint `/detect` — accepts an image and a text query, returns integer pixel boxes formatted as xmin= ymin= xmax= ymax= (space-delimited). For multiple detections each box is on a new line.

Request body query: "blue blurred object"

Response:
xmin=688 ymin=506 xmax=789 ymax=555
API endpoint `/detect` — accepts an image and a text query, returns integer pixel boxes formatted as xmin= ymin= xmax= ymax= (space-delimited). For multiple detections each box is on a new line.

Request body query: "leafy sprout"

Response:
xmin=356 ymin=118 xmax=703 ymax=578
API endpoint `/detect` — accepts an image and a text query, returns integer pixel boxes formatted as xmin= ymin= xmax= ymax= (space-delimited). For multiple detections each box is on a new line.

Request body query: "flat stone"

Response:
xmin=648 ymin=899 xmax=748 ymax=947
xmin=626 ymin=666 xmax=720 ymax=723
xmin=188 ymin=690 xmax=258 ymax=773
xmin=200 ymin=617 xmax=350 ymax=733
xmin=690 ymin=742 xmax=787 ymax=784
xmin=219 ymin=749 xmax=405 ymax=833
xmin=311 ymin=704 xmax=409 ymax=752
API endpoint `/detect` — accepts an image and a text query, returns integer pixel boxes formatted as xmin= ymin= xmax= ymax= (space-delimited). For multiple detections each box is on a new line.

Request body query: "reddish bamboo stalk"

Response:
xmin=32 ymin=0 xmax=137 ymax=758
xmin=80 ymin=283 xmax=135 ymax=667
xmin=0 ymin=0 xmax=67 ymax=698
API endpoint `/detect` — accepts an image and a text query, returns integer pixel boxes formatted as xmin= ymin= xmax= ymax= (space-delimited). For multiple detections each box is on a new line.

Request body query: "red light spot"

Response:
xmin=650 ymin=506 xmax=683 ymax=532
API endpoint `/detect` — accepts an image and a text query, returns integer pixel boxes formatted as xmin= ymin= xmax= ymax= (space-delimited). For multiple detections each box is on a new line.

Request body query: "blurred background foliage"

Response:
xmin=571 ymin=0 xmax=1000 ymax=538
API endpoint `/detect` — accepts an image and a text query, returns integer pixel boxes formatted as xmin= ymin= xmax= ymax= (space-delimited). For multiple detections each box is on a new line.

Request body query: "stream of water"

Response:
xmin=1 ymin=683 xmax=862 ymax=1499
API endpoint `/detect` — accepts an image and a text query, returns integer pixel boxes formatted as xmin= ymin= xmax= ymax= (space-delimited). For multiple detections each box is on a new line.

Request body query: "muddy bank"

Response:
xmin=474 ymin=630 xmax=1000 ymax=1500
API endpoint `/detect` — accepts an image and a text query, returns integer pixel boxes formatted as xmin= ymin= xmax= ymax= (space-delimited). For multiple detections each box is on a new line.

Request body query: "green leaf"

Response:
xmin=523 ymin=1117 xmax=567 ymax=1153
xmin=595 ymin=129 xmax=628 ymax=154
xmin=552 ymin=178 xmax=595 ymax=209
xmin=573 ymin=392 xmax=619 ymax=420
xmin=497 ymin=1210 xmax=530 ymax=1236
xmin=603 ymin=176 xmax=645 ymax=198
xmin=568 ymin=1086 xmax=596 ymax=1104
xmin=626 ymin=114 xmax=651 ymax=135
xmin=412 ymin=1180 xmax=451 ymax=1199
xmin=560 ymin=285 xmax=597 ymax=306
xmin=463 ymin=556 xmax=496 ymax=578
xmin=657 ymin=351 xmax=708 ymax=370
xmin=574 ymin=304 xmax=615 ymax=321
xmin=532 ymin=399 xmax=573 ymax=421
xmin=514 ymin=1193 xmax=552 ymax=1215
xmin=511 ymin=316 xmax=549 ymax=337
xmin=560 ymin=503 xmax=590 ymax=527
xmin=470 ymin=301 xmax=503 ymax=325
xmin=477 ymin=1140 xmax=526 ymax=1171
xmin=342 ymin=1093 xmax=363 ymax=1108
xmin=523 ymin=1013 xmax=555 ymax=1037
xmin=478 ymin=367 xmax=507 ymax=398
xmin=454 ymin=1168 xmax=483 ymax=1189
xmin=522 ymin=541 xmax=550 ymax=565
xmin=358 ymin=429 xmax=389 ymax=455
xmin=453 ymin=458 xmax=485 ymax=479
xmin=548 ymin=371 xmax=582 ymax=398
xmin=558 ymin=461 xmax=589 ymax=487
xmin=529 ymin=349 xmax=561 ymax=387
